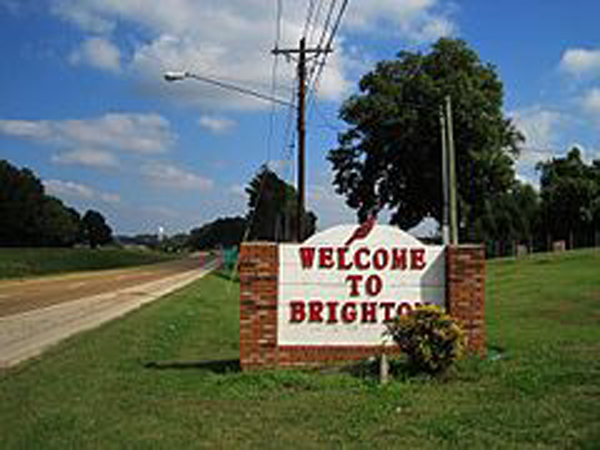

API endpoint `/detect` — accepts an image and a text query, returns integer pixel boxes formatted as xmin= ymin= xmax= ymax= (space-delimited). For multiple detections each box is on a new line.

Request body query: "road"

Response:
xmin=0 ymin=256 xmax=217 ymax=369
xmin=0 ymin=256 xmax=213 ymax=317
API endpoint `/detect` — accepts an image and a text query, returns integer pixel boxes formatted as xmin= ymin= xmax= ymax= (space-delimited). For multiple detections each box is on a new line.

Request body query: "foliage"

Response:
xmin=159 ymin=233 xmax=191 ymax=253
xmin=82 ymin=209 xmax=113 ymax=248
xmin=39 ymin=198 xmax=82 ymax=247
xmin=537 ymin=147 xmax=600 ymax=249
xmin=0 ymin=160 xmax=114 ymax=248
xmin=328 ymin=38 xmax=523 ymax=236
xmin=386 ymin=305 xmax=465 ymax=374
xmin=474 ymin=181 xmax=541 ymax=257
xmin=0 ymin=159 xmax=47 ymax=245
xmin=246 ymin=165 xmax=317 ymax=242
xmin=188 ymin=217 xmax=247 ymax=250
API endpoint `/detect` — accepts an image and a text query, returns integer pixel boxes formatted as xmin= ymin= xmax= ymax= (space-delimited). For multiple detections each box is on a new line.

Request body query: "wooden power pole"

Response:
xmin=445 ymin=95 xmax=459 ymax=245
xmin=273 ymin=38 xmax=332 ymax=241
xmin=440 ymin=96 xmax=458 ymax=245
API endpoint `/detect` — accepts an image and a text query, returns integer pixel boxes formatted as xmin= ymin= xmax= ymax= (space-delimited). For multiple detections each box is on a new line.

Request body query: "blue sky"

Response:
xmin=1 ymin=0 xmax=599 ymax=235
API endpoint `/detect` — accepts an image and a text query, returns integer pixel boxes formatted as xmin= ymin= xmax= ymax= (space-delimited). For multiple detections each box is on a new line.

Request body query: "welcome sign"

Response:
xmin=278 ymin=222 xmax=445 ymax=346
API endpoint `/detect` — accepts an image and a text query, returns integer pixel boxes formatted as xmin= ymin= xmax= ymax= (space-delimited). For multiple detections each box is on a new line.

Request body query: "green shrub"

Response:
xmin=386 ymin=305 xmax=465 ymax=375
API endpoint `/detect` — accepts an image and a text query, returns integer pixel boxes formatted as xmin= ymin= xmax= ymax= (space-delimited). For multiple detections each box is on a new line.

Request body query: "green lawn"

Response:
xmin=0 ymin=247 xmax=178 ymax=279
xmin=0 ymin=249 xmax=598 ymax=448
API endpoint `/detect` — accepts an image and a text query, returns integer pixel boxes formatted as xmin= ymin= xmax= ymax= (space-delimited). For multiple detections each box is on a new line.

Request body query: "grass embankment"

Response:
xmin=0 ymin=249 xmax=598 ymax=447
xmin=0 ymin=247 xmax=178 ymax=279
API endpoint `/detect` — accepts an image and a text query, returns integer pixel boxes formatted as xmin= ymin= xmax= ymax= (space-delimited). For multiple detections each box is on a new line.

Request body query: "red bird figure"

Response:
xmin=344 ymin=215 xmax=376 ymax=247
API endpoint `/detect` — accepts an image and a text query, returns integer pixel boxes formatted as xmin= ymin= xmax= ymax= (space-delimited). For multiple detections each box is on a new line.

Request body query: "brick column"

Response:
xmin=239 ymin=242 xmax=278 ymax=370
xmin=446 ymin=245 xmax=486 ymax=357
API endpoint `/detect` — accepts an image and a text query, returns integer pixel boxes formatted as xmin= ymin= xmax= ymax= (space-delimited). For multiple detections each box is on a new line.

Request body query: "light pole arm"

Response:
xmin=163 ymin=71 xmax=293 ymax=107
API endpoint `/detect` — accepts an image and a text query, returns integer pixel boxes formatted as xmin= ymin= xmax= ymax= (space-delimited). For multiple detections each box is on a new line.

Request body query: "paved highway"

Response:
xmin=0 ymin=255 xmax=217 ymax=368
xmin=0 ymin=256 xmax=211 ymax=317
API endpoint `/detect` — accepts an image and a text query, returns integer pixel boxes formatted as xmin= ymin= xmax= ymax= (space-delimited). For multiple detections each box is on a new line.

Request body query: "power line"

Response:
xmin=266 ymin=0 xmax=284 ymax=165
xmin=307 ymin=0 xmax=348 ymax=98
xmin=303 ymin=0 xmax=317 ymax=38
xmin=307 ymin=0 xmax=326 ymax=46
xmin=307 ymin=0 xmax=338 ymax=83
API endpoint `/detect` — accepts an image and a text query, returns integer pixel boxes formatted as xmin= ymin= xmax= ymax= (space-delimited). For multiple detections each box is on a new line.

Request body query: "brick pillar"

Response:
xmin=446 ymin=245 xmax=486 ymax=357
xmin=239 ymin=242 xmax=278 ymax=370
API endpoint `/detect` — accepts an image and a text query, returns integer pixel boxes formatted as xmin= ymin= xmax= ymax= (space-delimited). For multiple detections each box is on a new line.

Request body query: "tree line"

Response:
xmin=0 ymin=160 xmax=113 ymax=248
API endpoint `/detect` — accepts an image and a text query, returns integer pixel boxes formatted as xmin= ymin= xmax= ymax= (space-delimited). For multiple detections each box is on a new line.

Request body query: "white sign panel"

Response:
xmin=278 ymin=223 xmax=445 ymax=346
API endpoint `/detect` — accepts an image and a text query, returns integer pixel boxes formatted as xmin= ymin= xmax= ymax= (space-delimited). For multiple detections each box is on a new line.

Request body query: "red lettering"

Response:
xmin=397 ymin=302 xmax=413 ymax=316
xmin=410 ymin=248 xmax=426 ymax=270
xmin=391 ymin=248 xmax=407 ymax=270
xmin=337 ymin=247 xmax=353 ymax=270
xmin=299 ymin=247 xmax=316 ymax=269
xmin=380 ymin=302 xmax=396 ymax=322
xmin=354 ymin=247 xmax=370 ymax=269
xmin=365 ymin=275 xmax=383 ymax=296
xmin=341 ymin=302 xmax=357 ymax=323
xmin=345 ymin=274 xmax=363 ymax=297
xmin=319 ymin=247 xmax=335 ymax=268
xmin=373 ymin=248 xmax=389 ymax=270
xmin=289 ymin=301 xmax=306 ymax=322
xmin=326 ymin=301 xmax=339 ymax=323
xmin=361 ymin=302 xmax=377 ymax=323
xmin=308 ymin=301 xmax=324 ymax=322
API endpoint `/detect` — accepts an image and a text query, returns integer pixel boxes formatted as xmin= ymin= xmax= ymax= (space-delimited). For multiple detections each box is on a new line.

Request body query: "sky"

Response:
xmin=0 ymin=0 xmax=599 ymax=236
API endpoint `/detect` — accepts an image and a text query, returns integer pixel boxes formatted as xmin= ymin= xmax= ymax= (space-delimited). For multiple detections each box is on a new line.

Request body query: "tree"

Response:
xmin=246 ymin=166 xmax=317 ymax=242
xmin=0 ymin=160 xmax=46 ymax=246
xmin=39 ymin=197 xmax=82 ymax=247
xmin=159 ymin=233 xmax=190 ymax=253
xmin=473 ymin=181 xmax=540 ymax=257
xmin=328 ymin=38 xmax=523 ymax=239
xmin=537 ymin=147 xmax=599 ymax=249
xmin=188 ymin=217 xmax=247 ymax=250
xmin=82 ymin=210 xmax=113 ymax=248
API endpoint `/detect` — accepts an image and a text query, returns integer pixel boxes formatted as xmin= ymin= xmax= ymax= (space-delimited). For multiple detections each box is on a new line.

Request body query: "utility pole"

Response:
xmin=440 ymin=105 xmax=450 ymax=245
xmin=273 ymin=39 xmax=332 ymax=241
xmin=297 ymin=38 xmax=307 ymax=243
xmin=445 ymin=95 xmax=459 ymax=245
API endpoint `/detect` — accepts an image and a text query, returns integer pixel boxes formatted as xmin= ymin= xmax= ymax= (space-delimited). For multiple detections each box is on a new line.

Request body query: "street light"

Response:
xmin=164 ymin=71 xmax=189 ymax=82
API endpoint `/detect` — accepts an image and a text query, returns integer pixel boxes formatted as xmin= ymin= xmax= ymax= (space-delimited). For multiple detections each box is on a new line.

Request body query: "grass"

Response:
xmin=0 ymin=249 xmax=598 ymax=447
xmin=0 ymin=247 xmax=178 ymax=279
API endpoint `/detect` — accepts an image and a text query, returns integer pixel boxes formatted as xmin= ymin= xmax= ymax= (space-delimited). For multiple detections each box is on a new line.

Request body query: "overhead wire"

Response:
xmin=307 ymin=0 xmax=326 ymax=47
xmin=304 ymin=0 xmax=347 ymax=136
xmin=237 ymin=0 xmax=285 ymax=250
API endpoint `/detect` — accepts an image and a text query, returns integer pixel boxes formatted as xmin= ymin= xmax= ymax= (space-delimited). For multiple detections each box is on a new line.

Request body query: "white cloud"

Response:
xmin=0 ymin=112 xmax=174 ymax=155
xmin=0 ymin=120 xmax=51 ymax=139
xmin=511 ymin=106 xmax=565 ymax=162
xmin=230 ymin=184 xmax=246 ymax=197
xmin=198 ymin=115 xmax=236 ymax=134
xmin=49 ymin=0 xmax=457 ymax=111
xmin=346 ymin=0 xmax=456 ymax=41
xmin=141 ymin=161 xmax=213 ymax=191
xmin=69 ymin=37 xmax=121 ymax=72
xmin=560 ymin=48 xmax=600 ymax=77
xmin=50 ymin=0 xmax=115 ymax=34
xmin=45 ymin=179 xmax=121 ymax=204
xmin=51 ymin=148 xmax=119 ymax=168
xmin=582 ymin=88 xmax=600 ymax=116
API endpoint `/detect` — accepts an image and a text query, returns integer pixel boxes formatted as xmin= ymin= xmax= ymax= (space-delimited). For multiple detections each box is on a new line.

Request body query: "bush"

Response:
xmin=386 ymin=305 xmax=465 ymax=375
